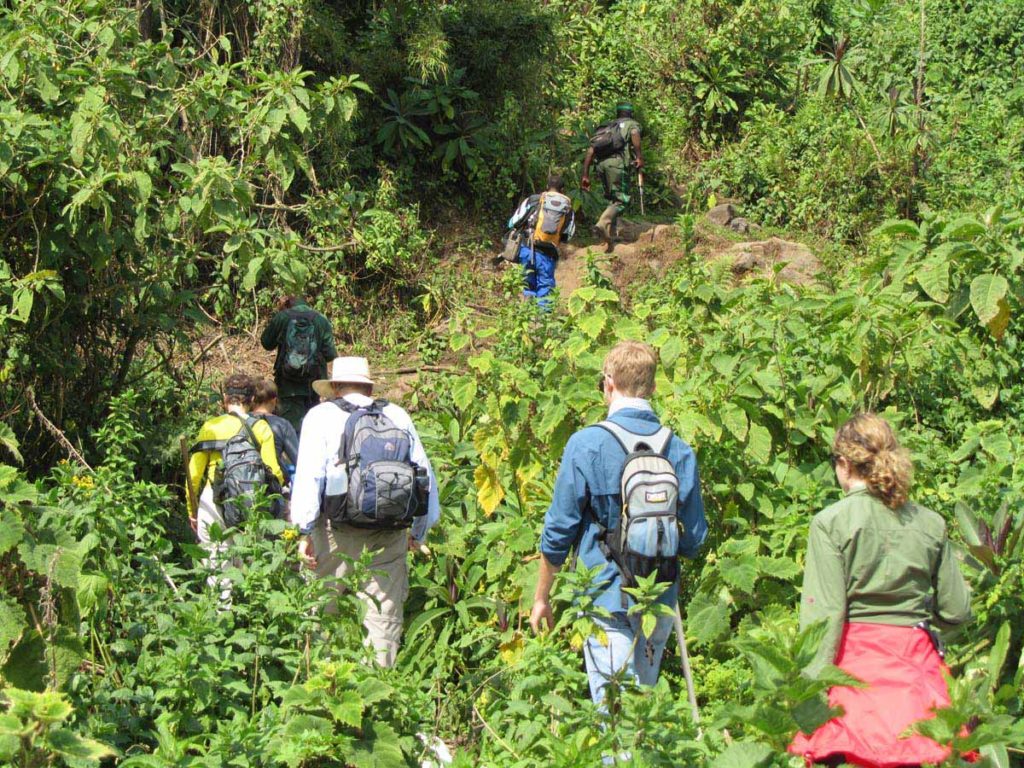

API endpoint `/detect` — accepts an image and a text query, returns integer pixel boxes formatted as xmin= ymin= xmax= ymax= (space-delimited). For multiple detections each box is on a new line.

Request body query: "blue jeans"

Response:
xmin=518 ymin=244 xmax=556 ymax=303
xmin=584 ymin=611 xmax=675 ymax=705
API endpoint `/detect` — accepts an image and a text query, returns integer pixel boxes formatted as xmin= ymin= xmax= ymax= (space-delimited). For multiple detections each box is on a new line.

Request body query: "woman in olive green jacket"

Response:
xmin=790 ymin=413 xmax=972 ymax=768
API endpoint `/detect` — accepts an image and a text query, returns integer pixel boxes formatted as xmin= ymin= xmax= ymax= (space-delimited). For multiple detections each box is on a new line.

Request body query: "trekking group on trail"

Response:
xmin=185 ymin=104 xmax=973 ymax=768
xmin=503 ymin=102 xmax=643 ymax=302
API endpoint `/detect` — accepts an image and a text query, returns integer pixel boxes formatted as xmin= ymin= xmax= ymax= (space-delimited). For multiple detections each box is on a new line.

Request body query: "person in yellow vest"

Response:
xmin=186 ymin=373 xmax=285 ymax=595
xmin=506 ymin=174 xmax=576 ymax=306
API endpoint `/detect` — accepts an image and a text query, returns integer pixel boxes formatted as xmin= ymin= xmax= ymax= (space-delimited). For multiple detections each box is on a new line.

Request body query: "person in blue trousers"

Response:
xmin=530 ymin=341 xmax=708 ymax=709
xmin=507 ymin=174 xmax=576 ymax=306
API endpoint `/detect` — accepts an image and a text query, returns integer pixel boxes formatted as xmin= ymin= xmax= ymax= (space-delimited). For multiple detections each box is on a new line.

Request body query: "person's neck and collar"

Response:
xmin=329 ymin=383 xmax=374 ymax=406
xmin=835 ymin=456 xmax=869 ymax=497
xmin=224 ymin=402 xmax=249 ymax=420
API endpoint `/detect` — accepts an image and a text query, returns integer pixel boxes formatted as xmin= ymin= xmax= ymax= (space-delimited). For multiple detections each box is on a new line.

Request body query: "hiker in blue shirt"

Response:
xmin=506 ymin=174 xmax=576 ymax=305
xmin=530 ymin=341 xmax=707 ymax=705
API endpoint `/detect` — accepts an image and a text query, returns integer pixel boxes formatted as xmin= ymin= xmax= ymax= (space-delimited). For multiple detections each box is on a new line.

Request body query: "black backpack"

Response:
xmin=280 ymin=310 xmax=320 ymax=381
xmin=192 ymin=415 xmax=282 ymax=527
xmin=321 ymin=399 xmax=429 ymax=529
xmin=589 ymin=119 xmax=627 ymax=159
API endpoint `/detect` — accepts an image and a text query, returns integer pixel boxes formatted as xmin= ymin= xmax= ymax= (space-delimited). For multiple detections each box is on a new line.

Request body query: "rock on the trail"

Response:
xmin=611 ymin=242 xmax=638 ymax=258
xmin=722 ymin=237 xmax=822 ymax=286
xmin=707 ymin=203 xmax=738 ymax=226
xmin=651 ymin=223 xmax=676 ymax=242
xmin=610 ymin=220 xmax=676 ymax=244
xmin=729 ymin=217 xmax=761 ymax=235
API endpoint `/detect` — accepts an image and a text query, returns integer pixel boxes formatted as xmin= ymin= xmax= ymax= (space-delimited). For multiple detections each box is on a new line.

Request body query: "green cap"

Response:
xmin=616 ymin=102 xmax=634 ymax=112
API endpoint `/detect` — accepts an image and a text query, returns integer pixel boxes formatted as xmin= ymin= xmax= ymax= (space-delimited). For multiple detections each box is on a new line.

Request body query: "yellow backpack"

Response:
xmin=532 ymin=192 xmax=572 ymax=246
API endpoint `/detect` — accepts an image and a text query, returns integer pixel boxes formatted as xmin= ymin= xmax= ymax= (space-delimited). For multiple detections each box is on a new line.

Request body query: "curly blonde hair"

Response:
xmin=833 ymin=413 xmax=913 ymax=509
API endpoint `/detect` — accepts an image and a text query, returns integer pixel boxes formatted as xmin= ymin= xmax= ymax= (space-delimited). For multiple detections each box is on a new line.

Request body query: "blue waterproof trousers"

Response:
xmin=518 ymin=243 xmax=557 ymax=304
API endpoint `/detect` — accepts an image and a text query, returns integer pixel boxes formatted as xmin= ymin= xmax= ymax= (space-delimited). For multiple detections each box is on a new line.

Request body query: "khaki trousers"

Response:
xmin=311 ymin=522 xmax=408 ymax=668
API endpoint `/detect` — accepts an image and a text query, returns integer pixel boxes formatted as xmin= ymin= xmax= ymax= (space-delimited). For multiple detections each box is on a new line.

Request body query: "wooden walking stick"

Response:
xmin=180 ymin=436 xmax=198 ymax=522
xmin=673 ymin=602 xmax=701 ymax=725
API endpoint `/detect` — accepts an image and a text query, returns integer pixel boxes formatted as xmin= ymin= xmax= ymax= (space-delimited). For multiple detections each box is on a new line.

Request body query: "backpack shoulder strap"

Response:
xmin=596 ymin=420 xmax=673 ymax=456
xmin=286 ymin=307 xmax=318 ymax=321
xmin=232 ymin=413 xmax=262 ymax=450
xmin=338 ymin=402 xmax=378 ymax=460
xmin=331 ymin=398 xmax=360 ymax=414
xmin=190 ymin=439 xmax=226 ymax=454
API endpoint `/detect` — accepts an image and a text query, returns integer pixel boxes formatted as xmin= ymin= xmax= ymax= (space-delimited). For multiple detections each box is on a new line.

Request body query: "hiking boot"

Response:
xmin=594 ymin=205 xmax=617 ymax=250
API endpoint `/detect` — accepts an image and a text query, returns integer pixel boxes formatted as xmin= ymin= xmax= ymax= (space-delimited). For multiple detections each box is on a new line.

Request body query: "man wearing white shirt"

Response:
xmin=291 ymin=356 xmax=441 ymax=667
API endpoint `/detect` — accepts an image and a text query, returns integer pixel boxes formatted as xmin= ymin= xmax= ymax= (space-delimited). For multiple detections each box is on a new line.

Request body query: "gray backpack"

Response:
xmin=322 ymin=400 xmax=428 ymax=529
xmin=596 ymin=421 xmax=681 ymax=593
xmin=192 ymin=415 xmax=281 ymax=527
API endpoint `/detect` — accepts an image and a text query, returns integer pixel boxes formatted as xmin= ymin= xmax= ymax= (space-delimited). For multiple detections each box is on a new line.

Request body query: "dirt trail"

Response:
xmin=191 ymin=216 xmax=824 ymax=398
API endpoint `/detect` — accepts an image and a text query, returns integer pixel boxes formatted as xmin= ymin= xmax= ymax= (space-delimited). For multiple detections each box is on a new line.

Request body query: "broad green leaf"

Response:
xmin=745 ymin=423 xmax=772 ymax=465
xmin=971 ymin=381 xmax=1000 ymax=410
xmin=944 ymin=216 xmax=986 ymax=240
xmin=980 ymin=432 xmax=1012 ymax=462
xmin=474 ymin=464 xmax=504 ymax=516
xmin=719 ymin=554 xmax=758 ymax=593
xmin=872 ymin=219 xmax=920 ymax=238
xmin=660 ymin=335 xmax=683 ymax=367
xmin=710 ymin=741 xmax=772 ymax=768
xmin=241 ymin=256 xmax=264 ymax=290
xmin=325 ymin=689 xmax=363 ymax=728
xmin=44 ymin=728 xmax=116 ymax=762
xmin=577 ymin=308 xmax=607 ymax=339
xmin=448 ymin=332 xmax=471 ymax=351
xmin=686 ymin=592 xmax=730 ymax=645
xmin=791 ymin=694 xmax=836 ymax=734
xmin=132 ymin=171 xmax=152 ymax=202
xmin=980 ymin=744 xmax=1010 ymax=768
xmin=450 ymin=376 xmax=477 ymax=412
xmin=985 ymin=298 xmax=1011 ymax=339
xmin=0 ymin=424 xmax=22 ymax=464
xmin=969 ymin=273 xmax=1009 ymax=328
xmin=76 ymin=573 xmax=109 ymax=618
xmin=6 ymin=689 xmax=71 ymax=723
xmin=0 ymin=506 xmax=25 ymax=555
xmin=0 ymin=598 xmax=26 ymax=656
xmin=719 ymin=403 xmax=748 ymax=441
xmin=916 ymin=258 xmax=949 ymax=303
xmin=536 ymin=400 xmax=569 ymax=439
xmin=987 ymin=622 xmax=1011 ymax=692
xmin=349 ymin=720 xmax=406 ymax=768
xmin=954 ymin=502 xmax=983 ymax=547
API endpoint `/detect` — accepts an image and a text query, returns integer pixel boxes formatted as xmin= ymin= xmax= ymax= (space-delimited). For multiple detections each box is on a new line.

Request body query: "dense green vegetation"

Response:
xmin=2 ymin=0 xmax=1023 ymax=765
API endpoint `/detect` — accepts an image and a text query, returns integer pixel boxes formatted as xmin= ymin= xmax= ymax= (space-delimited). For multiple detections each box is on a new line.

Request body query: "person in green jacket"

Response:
xmin=791 ymin=412 xmax=972 ymax=767
xmin=581 ymin=103 xmax=644 ymax=250
xmin=260 ymin=295 xmax=337 ymax=433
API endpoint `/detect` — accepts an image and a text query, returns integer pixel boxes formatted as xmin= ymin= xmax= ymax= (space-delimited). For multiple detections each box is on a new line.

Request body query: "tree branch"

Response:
xmin=295 ymin=239 xmax=358 ymax=253
xmin=26 ymin=389 xmax=93 ymax=471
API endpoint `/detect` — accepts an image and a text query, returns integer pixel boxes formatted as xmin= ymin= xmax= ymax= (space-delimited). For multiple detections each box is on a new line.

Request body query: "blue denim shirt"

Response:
xmin=540 ymin=406 xmax=708 ymax=613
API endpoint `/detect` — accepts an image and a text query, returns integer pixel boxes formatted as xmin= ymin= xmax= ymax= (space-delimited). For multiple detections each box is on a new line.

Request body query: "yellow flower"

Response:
xmin=71 ymin=475 xmax=95 ymax=490
xmin=281 ymin=527 xmax=298 ymax=542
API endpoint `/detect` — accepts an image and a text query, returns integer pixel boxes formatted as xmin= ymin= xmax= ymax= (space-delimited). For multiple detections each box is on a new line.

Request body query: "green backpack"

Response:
xmin=280 ymin=310 xmax=319 ymax=381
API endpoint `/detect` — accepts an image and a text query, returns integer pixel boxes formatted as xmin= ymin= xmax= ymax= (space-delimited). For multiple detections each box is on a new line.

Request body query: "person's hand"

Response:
xmin=530 ymin=598 xmax=555 ymax=634
xmin=581 ymin=175 xmax=591 ymax=192
xmin=633 ymin=157 xmax=644 ymax=171
xmin=299 ymin=536 xmax=317 ymax=570
xmin=408 ymin=535 xmax=432 ymax=556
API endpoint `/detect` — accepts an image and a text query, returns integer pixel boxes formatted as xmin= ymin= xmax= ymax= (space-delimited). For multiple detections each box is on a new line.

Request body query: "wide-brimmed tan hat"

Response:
xmin=313 ymin=357 xmax=375 ymax=399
